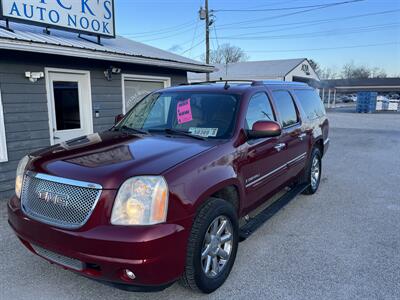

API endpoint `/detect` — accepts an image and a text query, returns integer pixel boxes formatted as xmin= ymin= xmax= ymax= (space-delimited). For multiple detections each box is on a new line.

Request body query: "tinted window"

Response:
xmin=272 ymin=91 xmax=299 ymax=128
xmin=245 ymin=93 xmax=276 ymax=129
xmin=294 ymin=89 xmax=326 ymax=119
xmin=120 ymin=92 xmax=240 ymax=139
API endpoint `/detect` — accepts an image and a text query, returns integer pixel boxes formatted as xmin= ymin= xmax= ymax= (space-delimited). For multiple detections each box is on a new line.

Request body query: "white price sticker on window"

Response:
xmin=189 ymin=127 xmax=219 ymax=138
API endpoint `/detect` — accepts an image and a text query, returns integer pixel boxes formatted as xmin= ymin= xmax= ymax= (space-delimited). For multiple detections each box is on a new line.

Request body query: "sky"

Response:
xmin=115 ymin=0 xmax=400 ymax=76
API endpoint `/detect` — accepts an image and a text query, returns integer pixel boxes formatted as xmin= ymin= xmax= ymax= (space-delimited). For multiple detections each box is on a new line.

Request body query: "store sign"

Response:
xmin=0 ymin=0 xmax=115 ymax=37
xmin=301 ymin=64 xmax=311 ymax=75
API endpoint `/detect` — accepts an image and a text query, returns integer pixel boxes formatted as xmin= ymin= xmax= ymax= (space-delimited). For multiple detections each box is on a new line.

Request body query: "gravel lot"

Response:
xmin=1 ymin=110 xmax=399 ymax=300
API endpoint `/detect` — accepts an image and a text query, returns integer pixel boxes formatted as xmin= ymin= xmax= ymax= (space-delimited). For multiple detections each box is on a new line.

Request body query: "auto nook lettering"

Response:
xmin=0 ymin=0 xmax=115 ymax=37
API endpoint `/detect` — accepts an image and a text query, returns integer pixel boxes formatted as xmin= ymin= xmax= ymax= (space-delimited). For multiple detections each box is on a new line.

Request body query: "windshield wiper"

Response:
xmin=116 ymin=125 xmax=149 ymax=135
xmin=149 ymin=128 xmax=206 ymax=140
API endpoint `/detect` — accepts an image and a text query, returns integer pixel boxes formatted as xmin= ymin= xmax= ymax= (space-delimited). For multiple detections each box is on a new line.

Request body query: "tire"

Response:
xmin=180 ymin=198 xmax=239 ymax=293
xmin=302 ymin=147 xmax=322 ymax=195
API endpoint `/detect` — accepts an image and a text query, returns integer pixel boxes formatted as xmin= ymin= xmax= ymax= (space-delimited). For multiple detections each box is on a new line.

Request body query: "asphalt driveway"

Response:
xmin=1 ymin=110 xmax=399 ymax=300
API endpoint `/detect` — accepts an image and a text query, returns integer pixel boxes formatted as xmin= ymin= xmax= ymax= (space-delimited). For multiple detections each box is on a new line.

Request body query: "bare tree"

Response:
xmin=309 ymin=59 xmax=337 ymax=79
xmin=340 ymin=61 xmax=387 ymax=79
xmin=202 ymin=43 xmax=249 ymax=65
xmin=371 ymin=67 xmax=387 ymax=78
xmin=319 ymin=67 xmax=338 ymax=80
xmin=341 ymin=62 xmax=370 ymax=79
xmin=308 ymin=59 xmax=321 ymax=75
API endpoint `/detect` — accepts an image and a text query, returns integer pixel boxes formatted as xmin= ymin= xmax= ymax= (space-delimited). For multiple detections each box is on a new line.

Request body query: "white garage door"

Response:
xmin=123 ymin=75 xmax=171 ymax=113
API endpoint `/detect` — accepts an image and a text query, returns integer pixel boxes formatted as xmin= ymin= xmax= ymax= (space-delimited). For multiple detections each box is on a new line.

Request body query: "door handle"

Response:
xmin=274 ymin=143 xmax=286 ymax=152
xmin=54 ymin=136 xmax=60 ymax=140
xmin=298 ymin=133 xmax=307 ymax=140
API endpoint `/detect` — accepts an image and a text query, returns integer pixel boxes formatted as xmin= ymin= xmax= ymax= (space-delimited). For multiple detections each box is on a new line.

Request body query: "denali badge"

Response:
xmin=37 ymin=191 xmax=69 ymax=207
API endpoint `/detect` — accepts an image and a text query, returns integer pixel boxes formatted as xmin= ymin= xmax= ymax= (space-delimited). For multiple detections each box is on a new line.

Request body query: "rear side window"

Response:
xmin=272 ymin=91 xmax=299 ymax=128
xmin=294 ymin=89 xmax=326 ymax=119
xmin=245 ymin=92 xmax=276 ymax=129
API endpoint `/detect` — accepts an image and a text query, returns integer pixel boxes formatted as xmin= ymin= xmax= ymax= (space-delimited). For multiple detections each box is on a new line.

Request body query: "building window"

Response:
xmin=0 ymin=87 xmax=8 ymax=162
xmin=122 ymin=75 xmax=171 ymax=113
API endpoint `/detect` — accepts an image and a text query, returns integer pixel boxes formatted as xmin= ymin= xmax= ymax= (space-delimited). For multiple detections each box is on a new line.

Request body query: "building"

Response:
xmin=188 ymin=58 xmax=320 ymax=86
xmin=319 ymin=78 xmax=400 ymax=107
xmin=0 ymin=2 xmax=212 ymax=198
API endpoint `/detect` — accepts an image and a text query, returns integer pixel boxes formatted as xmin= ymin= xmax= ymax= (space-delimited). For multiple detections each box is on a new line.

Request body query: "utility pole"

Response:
xmin=199 ymin=1 xmax=213 ymax=81
xmin=205 ymin=0 xmax=210 ymax=81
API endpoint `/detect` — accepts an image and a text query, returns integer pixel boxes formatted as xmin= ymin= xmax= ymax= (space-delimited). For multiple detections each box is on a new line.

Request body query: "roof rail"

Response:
xmin=180 ymin=80 xmax=309 ymax=87
xmin=252 ymin=80 xmax=308 ymax=86
xmin=182 ymin=80 xmax=256 ymax=86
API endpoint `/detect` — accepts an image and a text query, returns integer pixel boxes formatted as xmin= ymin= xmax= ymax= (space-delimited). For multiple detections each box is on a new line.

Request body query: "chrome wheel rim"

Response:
xmin=201 ymin=216 xmax=233 ymax=278
xmin=311 ymin=155 xmax=320 ymax=190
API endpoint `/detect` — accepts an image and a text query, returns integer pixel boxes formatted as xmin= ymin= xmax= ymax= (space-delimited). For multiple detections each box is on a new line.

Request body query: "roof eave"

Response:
xmin=0 ymin=39 xmax=214 ymax=73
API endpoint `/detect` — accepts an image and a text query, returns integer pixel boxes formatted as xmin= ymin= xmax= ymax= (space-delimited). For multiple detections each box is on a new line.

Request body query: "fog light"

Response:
xmin=124 ymin=269 xmax=136 ymax=280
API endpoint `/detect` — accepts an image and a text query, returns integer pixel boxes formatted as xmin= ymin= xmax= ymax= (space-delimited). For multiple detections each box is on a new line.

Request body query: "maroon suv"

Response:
xmin=8 ymin=81 xmax=329 ymax=293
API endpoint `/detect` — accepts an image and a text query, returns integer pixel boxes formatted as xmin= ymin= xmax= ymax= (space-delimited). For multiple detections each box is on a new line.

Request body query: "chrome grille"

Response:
xmin=31 ymin=244 xmax=84 ymax=271
xmin=21 ymin=172 xmax=102 ymax=229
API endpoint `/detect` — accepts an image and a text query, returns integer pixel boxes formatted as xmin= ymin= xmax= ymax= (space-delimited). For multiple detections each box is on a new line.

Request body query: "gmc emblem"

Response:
xmin=37 ymin=191 xmax=69 ymax=207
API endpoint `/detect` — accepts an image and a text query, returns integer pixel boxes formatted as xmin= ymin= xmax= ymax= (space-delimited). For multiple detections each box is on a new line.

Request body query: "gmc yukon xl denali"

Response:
xmin=8 ymin=81 xmax=329 ymax=293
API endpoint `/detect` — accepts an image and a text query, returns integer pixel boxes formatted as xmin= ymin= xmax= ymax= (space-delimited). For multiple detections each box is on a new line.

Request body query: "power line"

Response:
xmin=244 ymin=42 xmax=399 ymax=53
xmin=214 ymin=0 xmax=364 ymax=12
xmin=217 ymin=9 xmax=400 ymax=31
xmin=213 ymin=25 xmax=220 ymax=50
xmin=215 ymin=23 xmax=400 ymax=40
xmin=217 ymin=1 xmax=367 ymax=29
xmin=218 ymin=10 xmax=400 ymax=38
xmin=180 ymin=39 xmax=206 ymax=55
xmin=120 ymin=20 xmax=196 ymax=37
xmin=189 ymin=19 xmax=201 ymax=57
xmin=136 ymin=25 xmax=199 ymax=43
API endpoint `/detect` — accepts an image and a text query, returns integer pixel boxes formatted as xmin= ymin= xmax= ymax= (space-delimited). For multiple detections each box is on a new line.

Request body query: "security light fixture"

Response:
xmin=104 ymin=66 xmax=122 ymax=81
xmin=25 ymin=72 xmax=44 ymax=83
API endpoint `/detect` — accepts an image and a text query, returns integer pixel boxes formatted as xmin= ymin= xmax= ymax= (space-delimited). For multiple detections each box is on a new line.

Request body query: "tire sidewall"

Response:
xmin=308 ymin=148 xmax=322 ymax=193
xmin=192 ymin=200 xmax=239 ymax=293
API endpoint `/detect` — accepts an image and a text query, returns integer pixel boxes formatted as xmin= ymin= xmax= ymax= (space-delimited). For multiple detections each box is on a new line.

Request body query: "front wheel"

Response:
xmin=181 ymin=198 xmax=239 ymax=293
xmin=302 ymin=148 xmax=322 ymax=195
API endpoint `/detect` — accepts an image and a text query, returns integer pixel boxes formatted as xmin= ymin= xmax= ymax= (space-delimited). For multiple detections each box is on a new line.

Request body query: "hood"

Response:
xmin=29 ymin=131 xmax=215 ymax=189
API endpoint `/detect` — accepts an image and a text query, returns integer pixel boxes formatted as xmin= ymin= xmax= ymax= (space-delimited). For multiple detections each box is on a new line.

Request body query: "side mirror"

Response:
xmin=247 ymin=121 xmax=282 ymax=139
xmin=114 ymin=113 xmax=124 ymax=125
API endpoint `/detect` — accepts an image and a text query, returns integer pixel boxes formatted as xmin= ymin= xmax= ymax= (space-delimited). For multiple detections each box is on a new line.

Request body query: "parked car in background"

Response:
xmin=8 ymin=81 xmax=329 ymax=293
xmin=349 ymin=94 xmax=357 ymax=102
xmin=341 ymin=94 xmax=356 ymax=103
xmin=377 ymin=95 xmax=390 ymax=102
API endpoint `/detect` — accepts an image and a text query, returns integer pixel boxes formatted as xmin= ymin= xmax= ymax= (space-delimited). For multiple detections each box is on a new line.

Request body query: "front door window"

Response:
xmin=54 ymin=81 xmax=81 ymax=130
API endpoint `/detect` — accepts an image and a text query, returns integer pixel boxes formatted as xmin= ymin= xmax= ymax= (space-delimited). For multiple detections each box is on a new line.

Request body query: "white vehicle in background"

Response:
xmin=389 ymin=93 xmax=399 ymax=100
xmin=377 ymin=95 xmax=389 ymax=102
xmin=349 ymin=94 xmax=357 ymax=102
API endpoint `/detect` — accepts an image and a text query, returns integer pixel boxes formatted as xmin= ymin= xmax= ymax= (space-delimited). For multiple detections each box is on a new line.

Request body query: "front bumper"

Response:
xmin=7 ymin=195 xmax=192 ymax=290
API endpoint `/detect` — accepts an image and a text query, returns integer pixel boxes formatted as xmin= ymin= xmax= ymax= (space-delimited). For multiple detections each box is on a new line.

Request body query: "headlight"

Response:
xmin=15 ymin=155 xmax=31 ymax=198
xmin=111 ymin=176 xmax=169 ymax=225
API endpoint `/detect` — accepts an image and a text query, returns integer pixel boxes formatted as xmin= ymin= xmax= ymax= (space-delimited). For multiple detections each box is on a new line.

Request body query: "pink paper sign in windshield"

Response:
xmin=177 ymin=98 xmax=193 ymax=124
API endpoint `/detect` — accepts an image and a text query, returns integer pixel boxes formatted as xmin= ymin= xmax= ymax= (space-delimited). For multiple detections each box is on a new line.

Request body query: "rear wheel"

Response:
xmin=181 ymin=198 xmax=239 ymax=293
xmin=302 ymin=148 xmax=322 ymax=195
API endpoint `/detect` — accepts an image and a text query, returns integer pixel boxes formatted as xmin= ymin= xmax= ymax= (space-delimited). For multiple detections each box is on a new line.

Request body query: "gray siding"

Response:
xmin=0 ymin=50 xmax=187 ymax=199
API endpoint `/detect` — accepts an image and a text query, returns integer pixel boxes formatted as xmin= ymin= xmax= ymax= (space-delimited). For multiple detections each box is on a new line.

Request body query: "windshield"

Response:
xmin=118 ymin=92 xmax=240 ymax=139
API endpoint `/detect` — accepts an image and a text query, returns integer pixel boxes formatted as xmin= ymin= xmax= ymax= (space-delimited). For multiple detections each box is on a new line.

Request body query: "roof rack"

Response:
xmin=181 ymin=80 xmax=255 ymax=86
xmin=180 ymin=80 xmax=309 ymax=88
xmin=251 ymin=80 xmax=308 ymax=86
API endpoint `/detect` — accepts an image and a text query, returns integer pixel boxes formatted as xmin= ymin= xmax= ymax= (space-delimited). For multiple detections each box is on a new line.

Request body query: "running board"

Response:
xmin=239 ymin=183 xmax=309 ymax=241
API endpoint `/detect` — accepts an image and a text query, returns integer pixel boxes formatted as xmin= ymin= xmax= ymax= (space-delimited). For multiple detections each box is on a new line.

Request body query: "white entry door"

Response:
xmin=46 ymin=69 xmax=93 ymax=144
